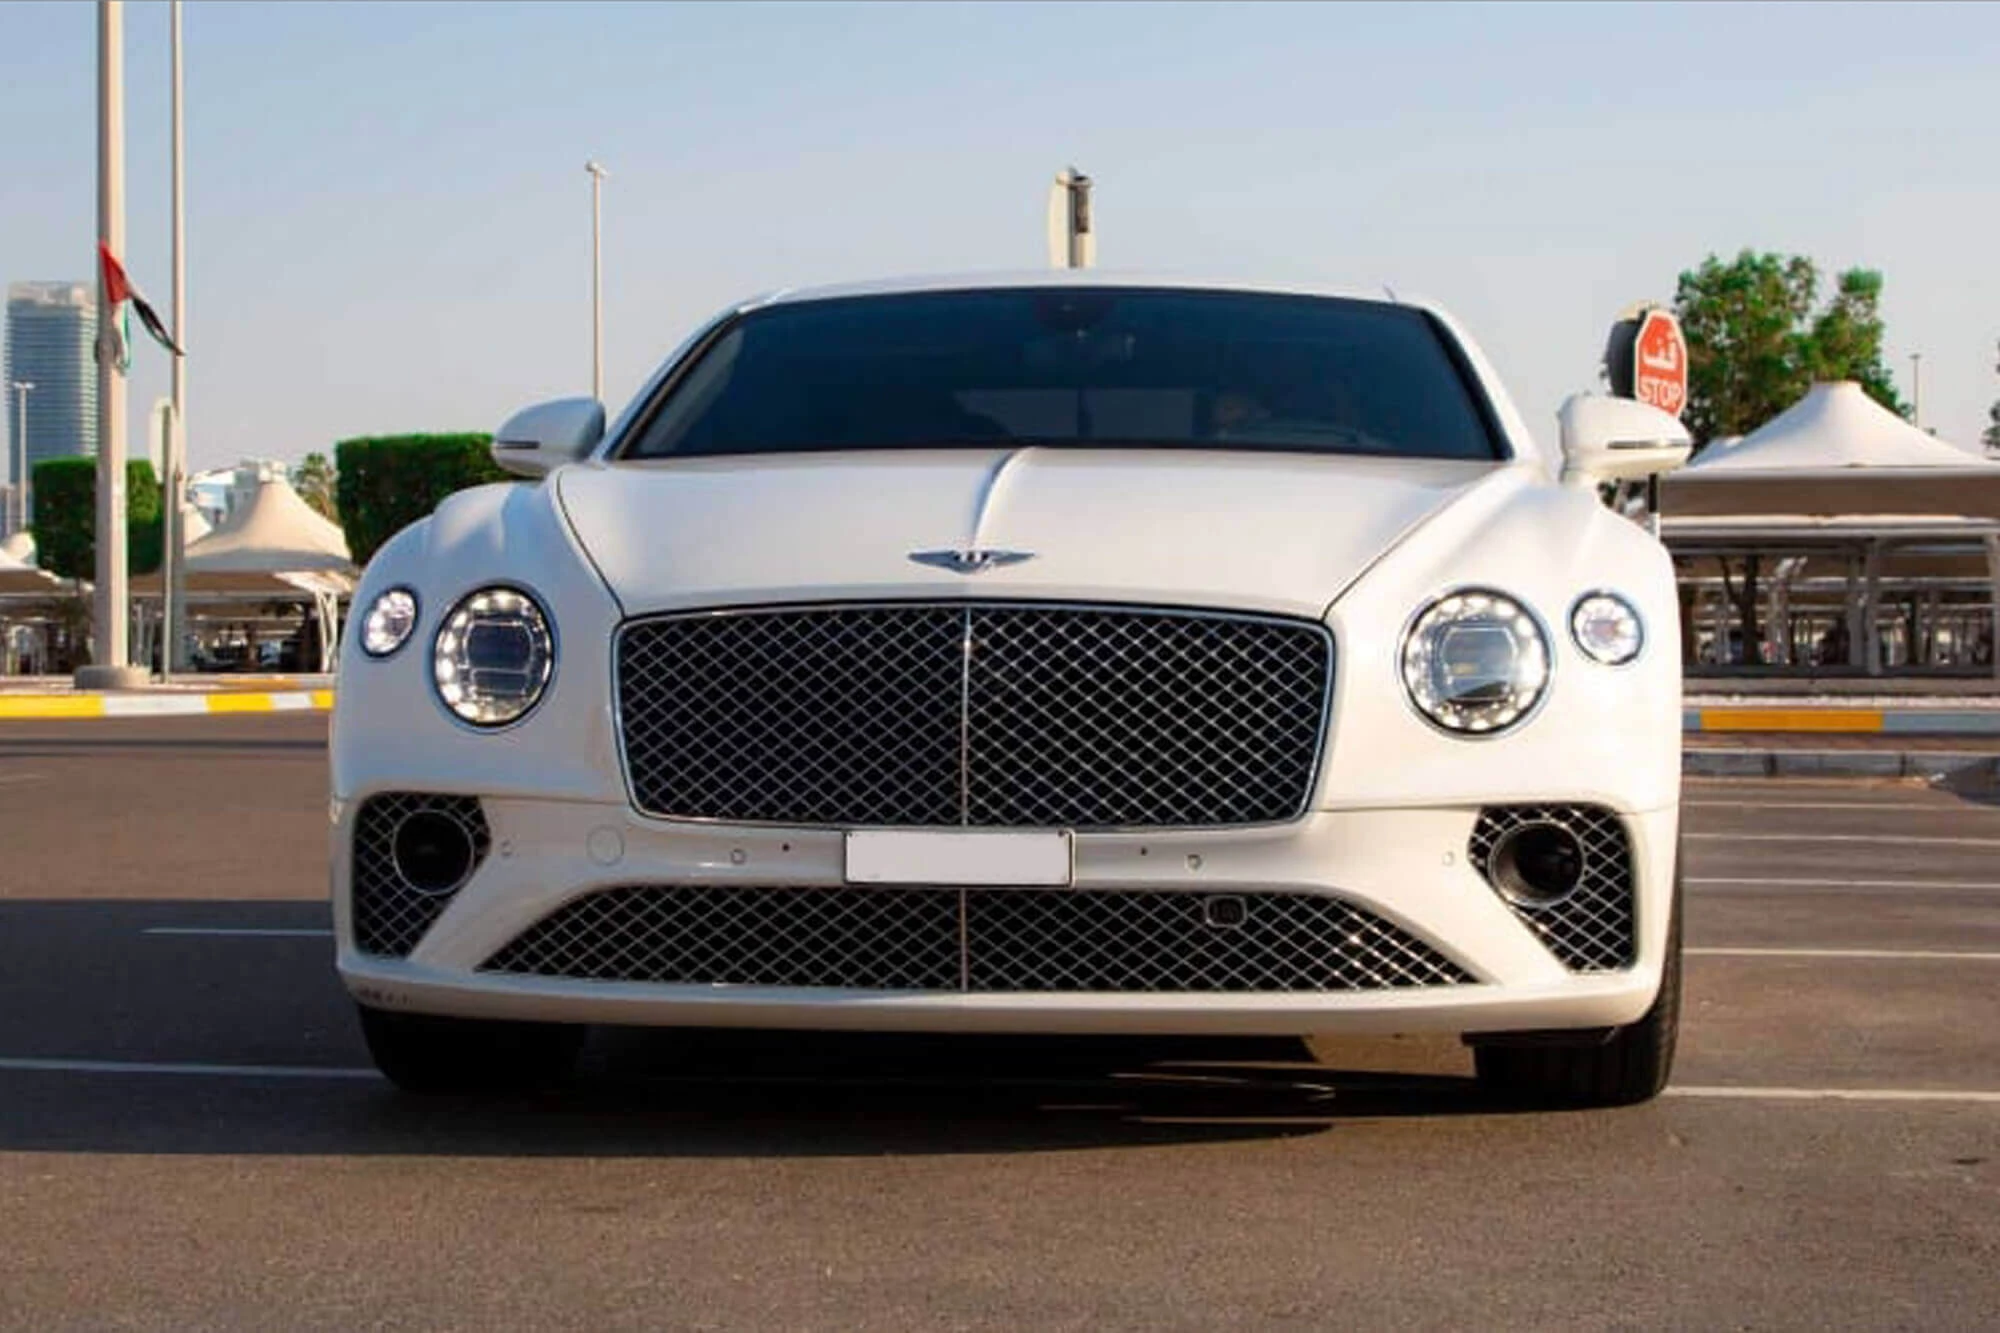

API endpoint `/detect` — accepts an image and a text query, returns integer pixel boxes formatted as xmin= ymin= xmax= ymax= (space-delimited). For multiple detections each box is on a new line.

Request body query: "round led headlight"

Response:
xmin=432 ymin=586 xmax=554 ymax=727
xmin=358 ymin=588 xmax=419 ymax=658
xmin=1401 ymin=589 xmax=1550 ymax=736
xmin=1570 ymin=592 xmax=1644 ymax=666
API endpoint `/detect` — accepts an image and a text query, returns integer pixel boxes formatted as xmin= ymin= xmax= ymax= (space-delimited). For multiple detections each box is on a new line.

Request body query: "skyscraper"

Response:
xmin=6 ymin=281 xmax=99 ymax=523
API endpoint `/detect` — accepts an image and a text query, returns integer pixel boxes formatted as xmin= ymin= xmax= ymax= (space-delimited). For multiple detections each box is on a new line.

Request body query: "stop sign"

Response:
xmin=1632 ymin=309 xmax=1688 ymax=418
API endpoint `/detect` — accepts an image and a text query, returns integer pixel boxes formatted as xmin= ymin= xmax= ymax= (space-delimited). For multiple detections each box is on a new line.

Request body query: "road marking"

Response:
xmin=1668 ymin=1085 xmax=2000 ymax=1105
xmin=1687 ymin=831 xmax=2000 ymax=847
xmin=1689 ymin=947 xmax=2000 ymax=961
xmin=0 ymin=1056 xmax=377 ymax=1080
xmin=1685 ymin=799 xmax=1995 ymax=813
xmin=0 ymin=772 xmax=45 ymax=785
xmin=1689 ymin=877 xmax=2000 ymax=892
xmin=142 ymin=927 xmax=334 ymax=938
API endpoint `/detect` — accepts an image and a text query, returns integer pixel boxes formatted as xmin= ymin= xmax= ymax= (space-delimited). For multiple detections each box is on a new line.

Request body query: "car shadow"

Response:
xmin=0 ymin=898 xmax=1523 ymax=1159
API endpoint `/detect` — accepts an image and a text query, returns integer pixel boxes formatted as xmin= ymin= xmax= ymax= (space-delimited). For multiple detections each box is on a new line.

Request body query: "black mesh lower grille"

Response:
xmin=481 ymin=885 xmax=1472 ymax=992
xmin=1469 ymin=804 xmax=1636 ymax=971
xmin=350 ymin=793 xmax=489 ymax=958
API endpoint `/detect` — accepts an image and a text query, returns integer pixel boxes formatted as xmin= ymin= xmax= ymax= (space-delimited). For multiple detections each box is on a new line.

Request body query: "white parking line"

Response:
xmin=0 ymin=772 xmax=45 ymax=785
xmin=0 ymin=1056 xmax=377 ymax=1080
xmin=1686 ymin=832 xmax=2000 ymax=847
xmin=1685 ymin=799 xmax=1993 ymax=813
xmin=1689 ymin=947 xmax=2000 ymax=962
xmin=1689 ymin=877 xmax=2000 ymax=893
xmin=1668 ymin=1086 xmax=2000 ymax=1105
xmin=142 ymin=927 xmax=333 ymax=938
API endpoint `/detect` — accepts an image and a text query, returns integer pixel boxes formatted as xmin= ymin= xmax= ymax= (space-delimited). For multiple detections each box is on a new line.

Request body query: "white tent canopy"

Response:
xmin=1688 ymin=380 xmax=1980 ymax=472
xmin=1666 ymin=381 xmax=2000 ymax=521
xmin=1661 ymin=382 xmax=2000 ymax=678
xmin=131 ymin=474 xmax=358 ymax=671
xmin=184 ymin=474 xmax=352 ymax=575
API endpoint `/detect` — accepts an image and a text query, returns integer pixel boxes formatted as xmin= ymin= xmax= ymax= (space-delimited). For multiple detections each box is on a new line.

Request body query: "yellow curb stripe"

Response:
xmin=1699 ymin=709 xmax=1885 ymax=733
xmin=203 ymin=693 xmax=278 ymax=713
xmin=310 ymin=690 xmax=335 ymax=710
xmin=0 ymin=696 xmax=109 ymax=719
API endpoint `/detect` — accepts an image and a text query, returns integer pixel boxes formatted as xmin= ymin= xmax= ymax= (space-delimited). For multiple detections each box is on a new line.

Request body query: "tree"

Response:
xmin=332 ymin=434 xmax=511 ymax=565
xmin=29 ymin=457 xmax=162 ymax=582
xmin=1985 ymin=340 xmax=2000 ymax=456
xmin=292 ymin=451 xmax=339 ymax=522
xmin=1673 ymin=251 xmax=1908 ymax=451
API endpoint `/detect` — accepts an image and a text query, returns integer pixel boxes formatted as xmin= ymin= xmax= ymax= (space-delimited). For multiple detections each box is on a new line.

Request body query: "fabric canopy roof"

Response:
xmin=183 ymin=475 xmax=352 ymax=574
xmin=1664 ymin=381 xmax=2000 ymax=522
xmin=131 ymin=475 xmax=356 ymax=598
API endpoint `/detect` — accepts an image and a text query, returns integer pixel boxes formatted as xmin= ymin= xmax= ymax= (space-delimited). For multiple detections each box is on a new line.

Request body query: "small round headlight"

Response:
xmin=1401 ymin=589 xmax=1550 ymax=736
xmin=359 ymin=588 xmax=419 ymax=658
xmin=1570 ymin=593 xmax=1644 ymax=666
xmin=433 ymin=586 xmax=554 ymax=727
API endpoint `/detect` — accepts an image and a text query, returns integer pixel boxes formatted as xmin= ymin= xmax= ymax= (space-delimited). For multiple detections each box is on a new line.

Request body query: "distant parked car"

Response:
xmin=334 ymin=275 xmax=1691 ymax=1106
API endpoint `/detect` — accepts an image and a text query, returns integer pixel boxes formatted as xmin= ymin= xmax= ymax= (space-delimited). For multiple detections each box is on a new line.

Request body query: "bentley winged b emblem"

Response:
xmin=908 ymin=548 xmax=1037 ymax=575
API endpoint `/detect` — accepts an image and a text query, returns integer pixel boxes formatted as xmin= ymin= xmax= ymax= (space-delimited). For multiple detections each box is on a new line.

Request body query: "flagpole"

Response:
xmin=586 ymin=159 xmax=608 ymax=402
xmin=78 ymin=0 xmax=142 ymax=690
xmin=163 ymin=0 xmax=187 ymax=677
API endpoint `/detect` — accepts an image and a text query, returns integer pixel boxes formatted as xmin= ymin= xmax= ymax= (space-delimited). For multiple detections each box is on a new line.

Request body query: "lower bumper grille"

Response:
xmin=350 ymin=793 xmax=490 ymax=958
xmin=480 ymin=886 xmax=1471 ymax=993
xmin=1469 ymin=804 xmax=1636 ymax=972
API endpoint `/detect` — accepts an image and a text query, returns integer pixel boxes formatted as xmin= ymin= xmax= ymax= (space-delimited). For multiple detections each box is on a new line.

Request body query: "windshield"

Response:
xmin=621 ymin=288 xmax=1502 ymax=461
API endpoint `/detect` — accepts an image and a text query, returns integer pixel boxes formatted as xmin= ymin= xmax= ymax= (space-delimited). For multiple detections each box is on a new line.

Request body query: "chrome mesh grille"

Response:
xmin=1469 ymin=804 xmax=1636 ymax=971
xmin=349 ymin=793 xmax=489 ymax=958
xmin=616 ymin=603 xmax=1332 ymax=828
xmin=481 ymin=886 xmax=1471 ymax=992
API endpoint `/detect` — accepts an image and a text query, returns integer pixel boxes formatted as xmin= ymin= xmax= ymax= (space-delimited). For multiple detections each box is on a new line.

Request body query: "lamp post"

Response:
xmin=585 ymin=159 xmax=609 ymax=402
xmin=1910 ymin=351 xmax=1923 ymax=430
xmin=8 ymin=380 xmax=30 ymax=536
xmin=163 ymin=0 xmax=188 ymax=676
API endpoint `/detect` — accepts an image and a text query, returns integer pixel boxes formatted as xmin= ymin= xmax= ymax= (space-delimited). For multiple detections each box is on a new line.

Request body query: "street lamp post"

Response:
xmin=163 ymin=0 xmax=188 ymax=677
xmin=8 ymin=380 xmax=30 ymax=536
xmin=585 ymin=160 xmax=609 ymax=402
xmin=1910 ymin=351 xmax=1923 ymax=430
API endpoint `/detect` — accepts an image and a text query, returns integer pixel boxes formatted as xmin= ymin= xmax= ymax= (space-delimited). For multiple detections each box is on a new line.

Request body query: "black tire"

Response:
xmin=1474 ymin=857 xmax=1682 ymax=1109
xmin=357 ymin=1005 xmax=584 ymax=1095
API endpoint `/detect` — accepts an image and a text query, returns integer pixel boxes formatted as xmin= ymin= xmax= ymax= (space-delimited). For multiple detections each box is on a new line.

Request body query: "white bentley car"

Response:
xmin=333 ymin=275 xmax=1692 ymax=1106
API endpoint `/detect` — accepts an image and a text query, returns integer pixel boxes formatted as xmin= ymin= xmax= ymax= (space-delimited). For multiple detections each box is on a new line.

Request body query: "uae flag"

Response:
xmin=98 ymin=241 xmax=182 ymax=358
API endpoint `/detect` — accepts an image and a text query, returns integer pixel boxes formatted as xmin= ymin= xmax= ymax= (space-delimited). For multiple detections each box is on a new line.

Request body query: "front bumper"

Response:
xmin=334 ymin=796 xmax=1679 ymax=1038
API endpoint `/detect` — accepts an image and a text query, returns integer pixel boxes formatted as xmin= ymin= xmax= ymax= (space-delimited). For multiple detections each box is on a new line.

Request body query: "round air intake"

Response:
xmin=1486 ymin=822 xmax=1585 ymax=908
xmin=392 ymin=810 xmax=478 ymax=895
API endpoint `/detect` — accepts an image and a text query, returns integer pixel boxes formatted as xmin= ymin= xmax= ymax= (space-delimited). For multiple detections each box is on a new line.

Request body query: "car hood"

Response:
xmin=555 ymin=447 xmax=1504 ymax=620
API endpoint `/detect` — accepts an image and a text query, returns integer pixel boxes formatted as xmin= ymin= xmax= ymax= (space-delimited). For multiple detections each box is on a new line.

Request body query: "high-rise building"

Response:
xmin=6 ymin=281 xmax=99 ymax=523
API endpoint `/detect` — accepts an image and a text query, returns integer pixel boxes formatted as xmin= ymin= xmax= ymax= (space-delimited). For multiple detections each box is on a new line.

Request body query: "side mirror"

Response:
xmin=1556 ymin=394 xmax=1691 ymax=486
xmin=491 ymin=398 xmax=606 ymax=478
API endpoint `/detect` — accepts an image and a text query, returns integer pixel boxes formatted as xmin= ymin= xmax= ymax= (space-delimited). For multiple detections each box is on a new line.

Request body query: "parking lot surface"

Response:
xmin=2 ymin=715 xmax=1996 ymax=1330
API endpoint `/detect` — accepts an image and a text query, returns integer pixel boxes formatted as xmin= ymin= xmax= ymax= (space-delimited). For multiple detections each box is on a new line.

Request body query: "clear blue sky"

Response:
xmin=3 ymin=0 xmax=1996 ymax=475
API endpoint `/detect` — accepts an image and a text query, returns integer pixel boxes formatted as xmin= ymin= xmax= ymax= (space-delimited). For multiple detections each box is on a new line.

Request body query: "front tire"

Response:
xmin=1473 ymin=858 xmax=1682 ymax=1109
xmin=357 ymin=1005 xmax=584 ymax=1095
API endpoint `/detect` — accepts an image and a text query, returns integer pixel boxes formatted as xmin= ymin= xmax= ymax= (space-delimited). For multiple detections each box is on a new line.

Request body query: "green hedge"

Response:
xmin=30 ymin=457 xmax=162 ymax=582
xmin=332 ymin=434 xmax=511 ymax=566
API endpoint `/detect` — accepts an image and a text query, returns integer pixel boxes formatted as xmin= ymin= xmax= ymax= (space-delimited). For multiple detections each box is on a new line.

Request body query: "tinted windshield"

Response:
xmin=622 ymin=288 xmax=1502 ymax=461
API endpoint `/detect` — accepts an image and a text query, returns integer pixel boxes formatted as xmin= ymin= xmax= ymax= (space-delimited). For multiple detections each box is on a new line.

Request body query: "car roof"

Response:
xmin=742 ymin=271 xmax=1449 ymax=318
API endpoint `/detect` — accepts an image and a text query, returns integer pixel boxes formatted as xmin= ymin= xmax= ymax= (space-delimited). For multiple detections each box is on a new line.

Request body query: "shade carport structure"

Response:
xmin=132 ymin=474 xmax=357 ymax=671
xmin=1662 ymin=381 xmax=2000 ymax=680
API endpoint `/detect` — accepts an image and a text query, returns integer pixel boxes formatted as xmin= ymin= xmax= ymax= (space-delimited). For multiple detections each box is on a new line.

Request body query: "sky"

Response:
xmin=1 ymin=0 xmax=1997 ymax=478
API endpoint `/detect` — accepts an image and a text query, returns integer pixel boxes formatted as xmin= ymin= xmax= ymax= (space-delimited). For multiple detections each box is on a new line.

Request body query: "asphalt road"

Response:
xmin=1 ymin=715 xmax=1995 ymax=1331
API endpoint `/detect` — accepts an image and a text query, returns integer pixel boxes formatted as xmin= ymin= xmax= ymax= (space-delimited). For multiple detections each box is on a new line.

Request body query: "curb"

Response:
xmin=1685 ymin=707 xmax=2000 ymax=735
xmin=1685 ymin=749 xmax=2000 ymax=780
xmin=0 ymin=690 xmax=333 ymax=720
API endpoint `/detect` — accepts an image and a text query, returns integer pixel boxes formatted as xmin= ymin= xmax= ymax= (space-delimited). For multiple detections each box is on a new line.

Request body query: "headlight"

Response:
xmin=1401 ymin=589 xmax=1550 ymax=736
xmin=1570 ymin=592 xmax=1644 ymax=666
xmin=358 ymin=588 xmax=419 ymax=658
xmin=433 ymin=586 xmax=554 ymax=727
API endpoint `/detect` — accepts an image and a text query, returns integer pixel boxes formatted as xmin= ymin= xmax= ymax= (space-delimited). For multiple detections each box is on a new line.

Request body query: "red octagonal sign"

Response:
xmin=1633 ymin=309 xmax=1688 ymax=419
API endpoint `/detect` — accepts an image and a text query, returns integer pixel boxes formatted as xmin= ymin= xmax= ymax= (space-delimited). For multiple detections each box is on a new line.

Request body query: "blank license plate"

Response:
xmin=844 ymin=830 xmax=1073 ymax=887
